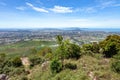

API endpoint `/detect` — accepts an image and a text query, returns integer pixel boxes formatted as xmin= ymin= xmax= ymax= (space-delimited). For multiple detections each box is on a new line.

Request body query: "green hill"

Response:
xmin=0 ymin=35 xmax=120 ymax=80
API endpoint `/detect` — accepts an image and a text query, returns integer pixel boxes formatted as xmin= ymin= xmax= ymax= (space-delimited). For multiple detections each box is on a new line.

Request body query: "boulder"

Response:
xmin=0 ymin=74 xmax=8 ymax=80
xmin=41 ymin=61 xmax=49 ymax=71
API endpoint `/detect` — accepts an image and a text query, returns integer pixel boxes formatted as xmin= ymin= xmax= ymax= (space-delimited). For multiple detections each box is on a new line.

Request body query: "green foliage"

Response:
xmin=82 ymin=44 xmax=93 ymax=51
xmin=11 ymin=67 xmax=25 ymax=75
xmin=111 ymin=60 xmax=120 ymax=73
xmin=45 ymin=53 xmax=53 ymax=60
xmin=100 ymin=35 xmax=120 ymax=58
xmin=0 ymin=53 xmax=6 ymax=62
xmin=82 ymin=43 xmax=100 ymax=54
xmin=56 ymin=35 xmax=63 ymax=45
xmin=104 ymin=42 xmax=118 ymax=57
xmin=111 ymin=51 xmax=120 ymax=73
xmin=92 ymin=42 xmax=100 ymax=53
xmin=64 ymin=63 xmax=77 ymax=70
xmin=82 ymin=44 xmax=94 ymax=56
xmin=55 ymin=35 xmax=65 ymax=59
xmin=38 ymin=47 xmax=52 ymax=57
xmin=64 ymin=42 xmax=81 ymax=59
xmin=50 ymin=59 xmax=62 ymax=74
xmin=11 ymin=56 xmax=22 ymax=67
xmin=113 ymin=52 xmax=120 ymax=60
xmin=55 ymin=35 xmax=81 ymax=60
xmin=29 ymin=56 xmax=43 ymax=67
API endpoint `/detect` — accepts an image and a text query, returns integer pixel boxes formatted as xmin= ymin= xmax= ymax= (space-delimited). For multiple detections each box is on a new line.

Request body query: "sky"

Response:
xmin=0 ymin=0 xmax=120 ymax=28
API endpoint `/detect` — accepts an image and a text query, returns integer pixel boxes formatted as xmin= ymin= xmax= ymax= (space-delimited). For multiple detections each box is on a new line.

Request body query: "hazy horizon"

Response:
xmin=0 ymin=0 xmax=120 ymax=28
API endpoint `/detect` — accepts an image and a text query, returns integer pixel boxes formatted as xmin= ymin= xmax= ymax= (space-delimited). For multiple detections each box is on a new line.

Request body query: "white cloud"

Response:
xmin=79 ymin=7 xmax=96 ymax=13
xmin=26 ymin=2 xmax=48 ymax=13
xmin=99 ymin=1 xmax=115 ymax=9
xmin=16 ymin=6 xmax=26 ymax=10
xmin=50 ymin=6 xmax=73 ymax=13
xmin=78 ymin=0 xmax=120 ymax=13
xmin=96 ymin=0 xmax=120 ymax=9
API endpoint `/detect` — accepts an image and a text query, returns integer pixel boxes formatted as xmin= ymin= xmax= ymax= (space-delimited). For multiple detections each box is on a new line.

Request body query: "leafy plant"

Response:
xmin=50 ymin=59 xmax=62 ymax=74
xmin=111 ymin=60 xmax=120 ymax=73
xmin=11 ymin=56 xmax=22 ymax=67
xmin=64 ymin=63 xmax=77 ymax=70
xmin=29 ymin=56 xmax=43 ymax=67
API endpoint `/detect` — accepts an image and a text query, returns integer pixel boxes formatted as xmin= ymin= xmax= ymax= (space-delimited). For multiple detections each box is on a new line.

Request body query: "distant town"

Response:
xmin=0 ymin=28 xmax=120 ymax=45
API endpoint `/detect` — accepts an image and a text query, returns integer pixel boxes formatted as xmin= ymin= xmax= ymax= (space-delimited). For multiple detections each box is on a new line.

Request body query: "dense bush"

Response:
xmin=11 ymin=56 xmax=22 ymax=67
xmin=64 ymin=63 xmax=77 ymax=70
xmin=56 ymin=35 xmax=81 ymax=60
xmin=65 ymin=43 xmax=81 ymax=59
xmin=45 ymin=53 xmax=53 ymax=60
xmin=111 ymin=60 xmax=120 ymax=73
xmin=103 ymin=42 xmax=118 ymax=58
xmin=82 ymin=43 xmax=100 ymax=54
xmin=113 ymin=52 xmax=120 ymax=60
xmin=10 ymin=67 xmax=25 ymax=75
xmin=29 ymin=56 xmax=43 ymax=67
xmin=100 ymin=35 xmax=120 ymax=58
xmin=50 ymin=59 xmax=62 ymax=73
xmin=82 ymin=44 xmax=93 ymax=51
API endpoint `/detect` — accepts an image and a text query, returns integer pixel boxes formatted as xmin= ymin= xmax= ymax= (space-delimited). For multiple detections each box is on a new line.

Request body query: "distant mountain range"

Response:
xmin=0 ymin=27 xmax=120 ymax=32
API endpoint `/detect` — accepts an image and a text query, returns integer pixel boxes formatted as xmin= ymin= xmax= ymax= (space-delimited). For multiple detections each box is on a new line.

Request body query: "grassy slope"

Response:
xmin=27 ymin=55 xmax=120 ymax=80
xmin=1 ymin=40 xmax=120 ymax=80
xmin=0 ymin=40 xmax=56 ymax=57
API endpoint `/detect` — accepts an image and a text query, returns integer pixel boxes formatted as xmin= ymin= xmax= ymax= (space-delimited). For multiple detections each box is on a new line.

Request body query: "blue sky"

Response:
xmin=0 ymin=0 xmax=120 ymax=28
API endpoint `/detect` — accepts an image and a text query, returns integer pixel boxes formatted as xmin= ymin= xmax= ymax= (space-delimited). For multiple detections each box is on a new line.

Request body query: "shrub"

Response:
xmin=66 ymin=43 xmax=81 ymax=59
xmin=11 ymin=56 xmax=22 ymax=67
xmin=113 ymin=52 xmax=120 ymax=60
xmin=64 ymin=42 xmax=81 ymax=59
xmin=50 ymin=59 xmax=62 ymax=74
xmin=30 ymin=56 xmax=43 ymax=67
xmin=12 ymin=68 xmax=25 ymax=75
xmin=111 ymin=60 xmax=120 ymax=73
xmin=64 ymin=63 xmax=77 ymax=70
xmin=103 ymin=42 xmax=118 ymax=58
xmin=99 ymin=35 xmax=120 ymax=58
xmin=45 ymin=53 xmax=53 ymax=60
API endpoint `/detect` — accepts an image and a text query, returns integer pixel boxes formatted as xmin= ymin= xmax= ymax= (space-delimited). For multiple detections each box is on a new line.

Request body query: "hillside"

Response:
xmin=0 ymin=40 xmax=56 ymax=57
xmin=0 ymin=35 xmax=120 ymax=80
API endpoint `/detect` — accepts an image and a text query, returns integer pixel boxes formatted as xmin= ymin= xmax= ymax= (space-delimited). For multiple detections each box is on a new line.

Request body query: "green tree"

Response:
xmin=100 ymin=35 xmax=120 ymax=58
xmin=56 ymin=35 xmax=63 ymax=45
xmin=55 ymin=35 xmax=65 ymax=66
xmin=55 ymin=35 xmax=81 ymax=67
